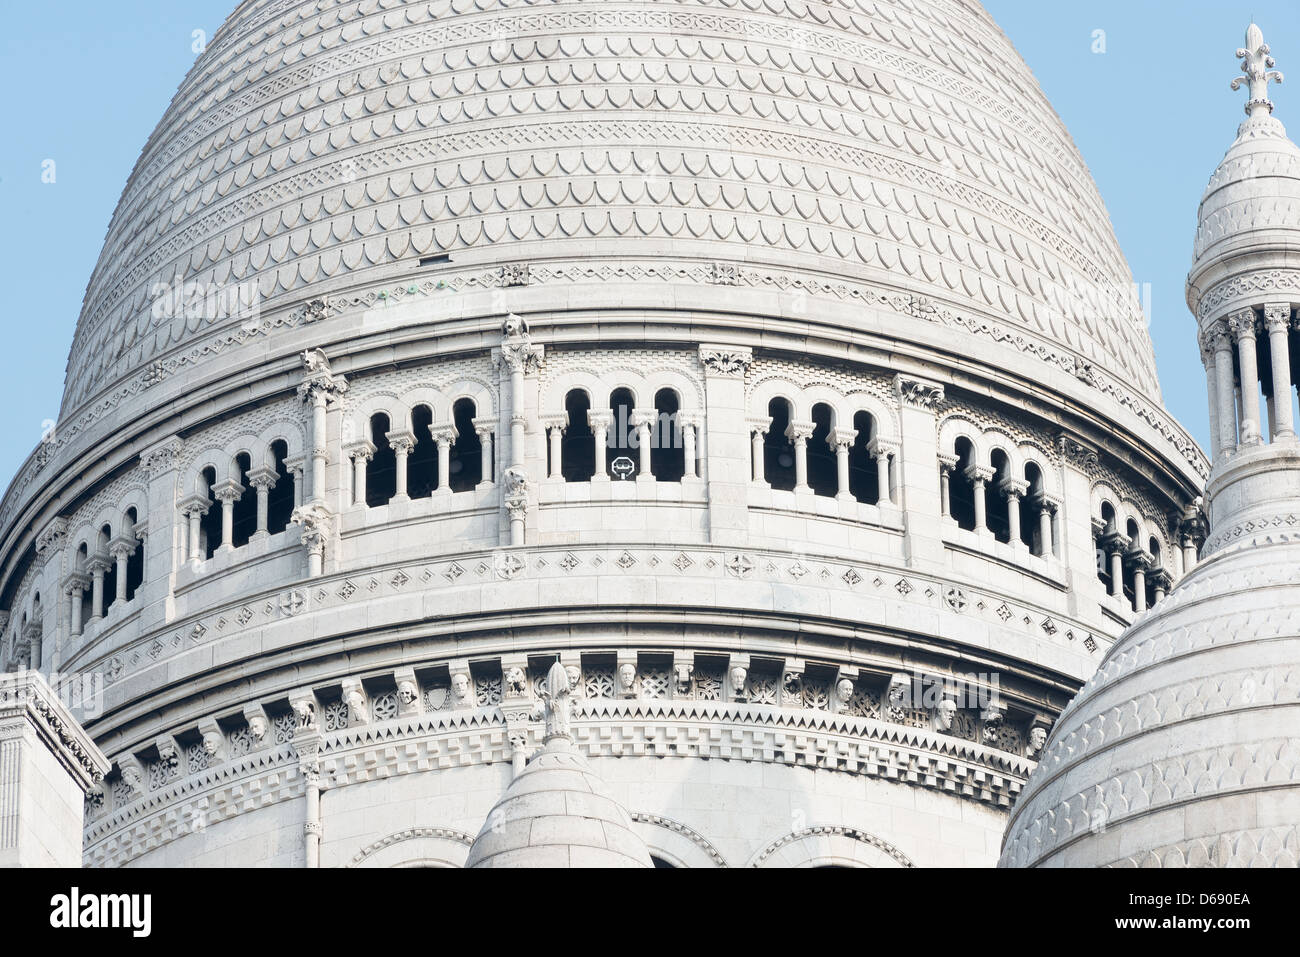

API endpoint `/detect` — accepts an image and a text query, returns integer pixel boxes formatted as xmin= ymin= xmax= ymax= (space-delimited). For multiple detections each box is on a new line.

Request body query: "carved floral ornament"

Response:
xmin=893 ymin=375 xmax=945 ymax=409
xmin=698 ymin=345 xmax=752 ymax=377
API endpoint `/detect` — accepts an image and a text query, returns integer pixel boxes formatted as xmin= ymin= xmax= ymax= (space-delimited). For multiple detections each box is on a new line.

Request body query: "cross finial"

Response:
xmin=539 ymin=660 xmax=573 ymax=742
xmin=1232 ymin=23 xmax=1284 ymax=116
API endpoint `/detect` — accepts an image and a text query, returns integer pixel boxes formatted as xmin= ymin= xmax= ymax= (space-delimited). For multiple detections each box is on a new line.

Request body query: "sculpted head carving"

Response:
xmin=935 ymin=698 xmax=958 ymax=732
xmin=502 ymin=312 xmax=529 ymax=338
xmin=729 ymin=665 xmax=748 ymax=698
xmin=835 ymin=678 xmax=854 ymax=704
xmin=504 ymin=667 xmax=527 ymax=696
xmin=201 ymin=731 xmax=223 ymax=757
xmin=618 ymin=663 xmax=637 ymax=694
xmin=887 ymin=673 xmax=910 ymax=705
xmin=451 ymin=673 xmax=471 ymax=703
xmin=565 ymin=665 xmax=581 ymax=693
xmin=1028 ymin=726 xmax=1048 ymax=755
xmin=247 ymin=715 xmax=267 ymax=741
xmin=397 ymin=680 xmax=418 ymax=706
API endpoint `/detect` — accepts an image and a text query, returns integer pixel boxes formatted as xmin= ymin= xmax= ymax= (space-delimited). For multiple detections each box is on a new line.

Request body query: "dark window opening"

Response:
xmin=987 ymin=450 xmax=1011 ymax=544
xmin=807 ymin=402 xmax=837 ymax=497
xmin=951 ymin=438 xmax=977 ymax=531
xmin=764 ymin=398 xmax=796 ymax=492
xmin=650 ymin=388 xmax=684 ymax=482
xmin=848 ymin=411 xmax=877 ymax=504
xmin=231 ymin=452 xmax=257 ymax=548
xmin=409 ymin=405 xmax=436 ymax=499
xmin=450 ymin=398 xmax=482 ymax=491
xmin=367 ymin=414 xmax=397 ymax=507
xmin=199 ymin=466 xmax=221 ymax=559
xmin=608 ymin=388 xmax=637 ymax=478
xmin=267 ymin=440 xmax=294 ymax=534
xmin=561 ymin=390 xmax=595 ymax=482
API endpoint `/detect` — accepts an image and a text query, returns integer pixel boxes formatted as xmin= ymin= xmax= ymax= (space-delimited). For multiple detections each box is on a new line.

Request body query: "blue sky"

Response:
xmin=0 ymin=1 xmax=1295 ymax=486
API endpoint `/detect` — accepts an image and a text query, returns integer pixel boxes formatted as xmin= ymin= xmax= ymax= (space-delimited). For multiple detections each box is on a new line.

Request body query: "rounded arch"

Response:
xmin=644 ymin=368 xmax=703 ymax=409
xmin=748 ymin=377 xmax=802 ymax=422
xmin=443 ymin=378 xmax=496 ymax=420
xmin=543 ymin=369 xmax=605 ymax=413
xmin=747 ymin=826 xmax=915 ymax=868
xmin=186 ymin=446 xmax=237 ymax=490
xmin=399 ymin=386 xmax=450 ymax=425
xmin=937 ymin=414 xmax=985 ymax=462
xmin=630 ymin=812 xmax=728 ymax=868
xmin=347 ymin=827 xmax=474 ymax=869
xmin=345 ymin=392 xmax=409 ymax=442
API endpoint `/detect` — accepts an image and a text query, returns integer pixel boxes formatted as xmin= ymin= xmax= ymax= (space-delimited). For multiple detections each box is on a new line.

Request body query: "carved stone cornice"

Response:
xmin=698 ymin=344 xmax=752 ymax=378
xmin=0 ymin=671 xmax=110 ymax=791
xmin=893 ymin=374 xmax=945 ymax=410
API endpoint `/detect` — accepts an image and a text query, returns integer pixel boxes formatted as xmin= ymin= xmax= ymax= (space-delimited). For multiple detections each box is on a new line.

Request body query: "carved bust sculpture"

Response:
xmin=618 ymin=663 xmax=637 ymax=696
xmin=451 ymin=673 xmax=472 ymax=706
xmin=835 ymin=678 xmax=854 ymax=705
xmin=729 ymin=666 xmax=748 ymax=699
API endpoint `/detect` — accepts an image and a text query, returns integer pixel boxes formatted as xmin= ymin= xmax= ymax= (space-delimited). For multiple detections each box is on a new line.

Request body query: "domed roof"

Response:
xmin=999 ymin=539 xmax=1300 ymax=868
xmin=466 ymin=662 xmax=652 ymax=868
xmin=1191 ymin=26 xmax=1300 ymax=282
xmin=62 ymin=0 xmax=1162 ymax=417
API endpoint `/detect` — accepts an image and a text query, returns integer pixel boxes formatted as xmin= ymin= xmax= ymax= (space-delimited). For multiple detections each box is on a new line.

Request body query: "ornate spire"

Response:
xmin=1232 ymin=23 xmax=1283 ymax=116
xmin=538 ymin=660 xmax=573 ymax=743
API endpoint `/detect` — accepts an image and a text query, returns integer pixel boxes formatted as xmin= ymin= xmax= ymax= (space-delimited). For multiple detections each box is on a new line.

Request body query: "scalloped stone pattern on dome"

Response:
xmin=64 ymin=0 xmax=1159 ymax=416
xmin=999 ymin=541 xmax=1300 ymax=868
xmin=1191 ymin=111 xmax=1300 ymax=279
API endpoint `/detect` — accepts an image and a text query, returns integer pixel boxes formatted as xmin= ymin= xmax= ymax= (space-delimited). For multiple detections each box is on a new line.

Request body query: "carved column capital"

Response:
xmin=340 ymin=441 xmax=375 ymax=464
xmin=385 ymin=429 xmax=416 ymax=455
xmin=429 ymin=424 xmax=459 ymax=447
xmin=1226 ymin=307 xmax=1258 ymax=340
xmin=786 ymin=420 xmax=816 ymax=443
xmin=893 ymin=374 xmax=945 ymax=409
xmin=829 ymin=426 xmax=858 ymax=449
xmin=746 ymin=415 xmax=773 ymax=437
xmin=1264 ymin=302 xmax=1293 ymax=332
xmin=211 ymin=479 xmax=245 ymax=505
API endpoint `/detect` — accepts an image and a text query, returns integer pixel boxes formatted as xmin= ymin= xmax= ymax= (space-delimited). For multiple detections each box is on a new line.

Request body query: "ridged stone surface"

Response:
xmin=65 ymin=0 xmax=1160 ymax=415
xmin=466 ymin=740 xmax=653 ymax=867
xmin=999 ymin=540 xmax=1300 ymax=868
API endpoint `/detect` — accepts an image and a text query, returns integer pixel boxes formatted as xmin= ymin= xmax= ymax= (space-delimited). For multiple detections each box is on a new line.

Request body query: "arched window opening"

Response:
xmin=764 ymin=398 xmax=797 ymax=492
xmin=1022 ymin=463 xmax=1044 ymax=552
xmin=561 ymin=390 xmax=595 ymax=482
xmin=808 ymin=402 xmax=837 ymax=497
xmin=650 ymin=388 xmax=685 ymax=482
xmin=1147 ymin=536 xmax=1163 ymax=608
xmin=951 ymin=438 xmax=977 ymax=531
xmin=76 ymin=542 xmax=93 ymax=625
xmin=848 ymin=411 xmax=877 ymax=504
xmin=987 ymin=450 xmax=1012 ymax=543
xmin=1123 ymin=518 xmax=1141 ymax=607
xmin=1096 ymin=502 xmax=1116 ymax=591
xmin=367 ymin=414 xmax=397 ymax=507
xmin=231 ymin=452 xmax=257 ymax=548
xmin=650 ymin=856 xmax=676 ymax=869
xmin=409 ymin=405 xmax=437 ymax=499
xmin=98 ymin=523 xmax=117 ymax=614
xmin=450 ymin=398 xmax=482 ymax=491
xmin=123 ymin=507 xmax=143 ymax=601
xmin=267 ymin=440 xmax=294 ymax=534
xmin=608 ymin=388 xmax=637 ymax=479
xmin=199 ymin=467 xmax=221 ymax=559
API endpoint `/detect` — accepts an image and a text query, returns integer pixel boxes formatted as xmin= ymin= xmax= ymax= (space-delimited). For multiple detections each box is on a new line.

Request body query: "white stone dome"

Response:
xmin=999 ymin=538 xmax=1300 ymax=868
xmin=63 ymin=0 xmax=1162 ymax=419
xmin=1190 ymin=113 xmax=1300 ymax=278
xmin=467 ymin=743 xmax=652 ymax=868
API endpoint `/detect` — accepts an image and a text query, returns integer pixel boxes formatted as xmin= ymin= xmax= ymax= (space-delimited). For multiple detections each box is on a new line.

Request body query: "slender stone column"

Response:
xmin=87 ymin=559 xmax=109 ymax=622
xmin=967 ymin=465 xmax=994 ymax=532
xmin=66 ymin=577 xmax=87 ymax=638
xmin=432 ymin=425 xmax=457 ymax=492
xmin=386 ymin=430 xmax=415 ymax=501
xmin=297 ymin=351 xmax=348 ymax=506
xmin=938 ymin=454 xmax=958 ymax=519
xmin=1212 ymin=325 xmax=1238 ymax=453
xmin=1228 ymin=309 xmax=1262 ymax=444
xmin=631 ymin=409 xmax=656 ymax=478
xmin=1037 ymin=500 xmax=1054 ymax=557
xmin=541 ymin=414 xmax=567 ymax=479
xmin=212 ymin=480 xmax=244 ymax=552
xmin=1129 ymin=553 xmax=1149 ymax=613
xmin=1265 ymin=303 xmax=1295 ymax=437
xmin=748 ymin=417 xmax=772 ymax=484
xmin=871 ymin=441 xmax=896 ymax=506
xmin=588 ymin=411 xmax=612 ymax=479
xmin=831 ymin=427 xmax=856 ymax=500
xmin=286 ymin=457 xmax=305 ymax=509
xmin=109 ymin=539 xmax=133 ymax=607
xmin=340 ymin=443 xmax=372 ymax=508
xmin=475 ymin=423 xmax=495 ymax=486
xmin=1201 ymin=344 xmax=1221 ymax=461
xmin=1104 ymin=539 xmax=1125 ymax=598
xmin=1002 ymin=479 xmax=1028 ymax=547
xmin=247 ymin=467 xmax=279 ymax=535
xmin=679 ymin=412 xmax=701 ymax=480
xmin=788 ymin=420 xmax=815 ymax=492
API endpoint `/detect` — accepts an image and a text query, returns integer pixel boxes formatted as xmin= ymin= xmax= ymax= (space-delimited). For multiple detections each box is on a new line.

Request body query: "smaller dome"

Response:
xmin=466 ymin=662 xmax=652 ymax=868
xmin=999 ymin=541 xmax=1300 ymax=868
xmin=1191 ymin=25 xmax=1300 ymax=281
